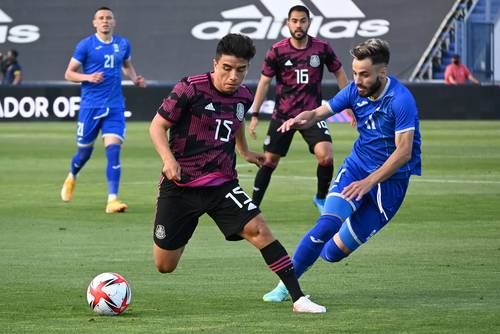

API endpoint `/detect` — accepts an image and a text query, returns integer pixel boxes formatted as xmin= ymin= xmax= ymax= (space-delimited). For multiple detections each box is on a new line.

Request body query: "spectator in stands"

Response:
xmin=0 ymin=51 xmax=4 ymax=82
xmin=444 ymin=54 xmax=479 ymax=85
xmin=2 ymin=49 xmax=22 ymax=85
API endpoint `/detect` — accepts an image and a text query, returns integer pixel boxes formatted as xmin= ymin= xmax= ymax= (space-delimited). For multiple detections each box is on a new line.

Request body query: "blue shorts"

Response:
xmin=324 ymin=161 xmax=409 ymax=244
xmin=76 ymin=107 xmax=126 ymax=146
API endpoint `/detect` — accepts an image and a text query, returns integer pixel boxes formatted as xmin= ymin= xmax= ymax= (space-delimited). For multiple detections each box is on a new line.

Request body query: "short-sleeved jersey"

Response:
xmin=2 ymin=61 xmax=21 ymax=85
xmin=157 ymin=72 xmax=253 ymax=186
xmin=72 ymin=34 xmax=131 ymax=109
xmin=444 ymin=63 xmax=470 ymax=84
xmin=327 ymin=76 xmax=421 ymax=178
xmin=262 ymin=36 xmax=342 ymax=120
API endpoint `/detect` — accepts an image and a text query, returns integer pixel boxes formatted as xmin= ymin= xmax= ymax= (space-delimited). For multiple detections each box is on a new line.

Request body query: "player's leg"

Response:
xmin=209 ymin=181 xmax=325 ymax=312
xmin=153 ymin=180 xmax=201 ymax=273
xmin=102 ymin=109 xmax=127 ymax=213
xmin=252 ymin=119 xmax=294 ymax=206
xmin=301 ymin=121 xmax=333 ymax=213
xmin=320 ymin=178 xmax=410 ymax=263
xmin=61 ymin=109 xmax=100 ymax=202
xmin=263 ymin=166 xmax=360 ymax=302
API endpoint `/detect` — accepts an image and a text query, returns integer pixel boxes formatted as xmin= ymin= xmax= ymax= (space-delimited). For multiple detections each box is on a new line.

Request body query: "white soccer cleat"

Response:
xmin=292 ymin=296 xmax=326 ymax=313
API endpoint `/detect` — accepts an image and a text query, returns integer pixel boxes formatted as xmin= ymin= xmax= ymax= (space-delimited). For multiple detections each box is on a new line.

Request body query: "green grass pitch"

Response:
xmin=0 ymin=120 xmax=499 ymax=333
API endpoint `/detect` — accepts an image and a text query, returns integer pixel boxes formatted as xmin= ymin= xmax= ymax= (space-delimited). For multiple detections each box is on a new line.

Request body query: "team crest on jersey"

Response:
xmin=113 ymin=43 xmax=119 ymax=52
xmin=236 ymin=103 xmax=245 ymax=121
xmin=155 ymin=225 xmax=166 ymax=239
xmin=310 ymin=55 xmax=320 ymax=68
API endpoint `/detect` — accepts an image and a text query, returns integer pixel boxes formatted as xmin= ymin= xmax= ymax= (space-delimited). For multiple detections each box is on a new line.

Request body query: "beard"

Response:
xmin=290 ymin=29 xmax=307 ymax=41
xmin=357 ymin=77 xmax=382 ymax=97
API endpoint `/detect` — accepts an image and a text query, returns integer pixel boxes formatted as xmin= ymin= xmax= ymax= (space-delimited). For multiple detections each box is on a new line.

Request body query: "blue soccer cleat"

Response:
xmin=313 ymin=195 xmax=325 ymax=214
xmin=263 ymin=281 xmax=290 ymax=302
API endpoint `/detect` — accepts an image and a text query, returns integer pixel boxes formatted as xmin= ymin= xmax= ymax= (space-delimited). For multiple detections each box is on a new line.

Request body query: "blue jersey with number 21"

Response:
xmin=327 ymin=76 xmax=421 ymax=179
xmin=72 ymin=34 xmax=131 ymax=109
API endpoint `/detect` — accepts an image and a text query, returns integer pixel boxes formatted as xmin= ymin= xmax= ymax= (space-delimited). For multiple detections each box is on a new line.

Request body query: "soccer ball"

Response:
xmin=86 ymin=272 xmax=132 ymax=315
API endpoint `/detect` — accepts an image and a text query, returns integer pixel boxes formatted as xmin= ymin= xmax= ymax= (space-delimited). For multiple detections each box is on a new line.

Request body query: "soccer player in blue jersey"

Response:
xmin=61 ymin=7 xmax=146 ymax=213
xmin=263 ymin=38 xmax=422 ymax=302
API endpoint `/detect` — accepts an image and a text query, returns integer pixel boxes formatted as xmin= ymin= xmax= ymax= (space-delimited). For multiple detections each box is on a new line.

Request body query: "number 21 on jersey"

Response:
xmin=104 ymin=54 xmax=114 ymax=68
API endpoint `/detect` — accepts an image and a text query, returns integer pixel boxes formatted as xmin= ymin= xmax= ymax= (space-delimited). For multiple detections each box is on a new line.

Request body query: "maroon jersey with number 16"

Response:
xmin=262 ymin=36 xmax=342 ymax=120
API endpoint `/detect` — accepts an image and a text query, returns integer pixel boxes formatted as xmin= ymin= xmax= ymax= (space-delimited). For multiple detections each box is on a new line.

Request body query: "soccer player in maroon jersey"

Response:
xmin=247 ymin=5 xmax=350 ymax=212
xmin=149 ymin=33 xmax=326 ymax=313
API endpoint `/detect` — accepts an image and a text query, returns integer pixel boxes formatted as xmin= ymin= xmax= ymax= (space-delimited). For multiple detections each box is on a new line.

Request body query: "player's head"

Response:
xmin=350 ymin=38 xmax=390 ymax=97
xmin=93 ymin=6 xmax=115 ymax=35
xmin=287 ymin=5 xmax=311 ymax=41
xmin=212 ymin=33 xmax=256 ymax=94
xmin=6 ymin=49 xmax=18 ymax=60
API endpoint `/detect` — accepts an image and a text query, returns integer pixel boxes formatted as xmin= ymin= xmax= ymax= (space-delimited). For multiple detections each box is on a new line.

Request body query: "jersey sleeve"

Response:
xmin=324 ymin=43 xmax=342 ymax=73
xmin=392 ymin=92 xmax=418 ymax=134
xmin=158 ymin=79 xmax=194 ymax=123
xmin=72 ymin=39 xmax=87 ymax=64
xmin=326 ymin=84 xmax=353 ymax=115
xmin=261 ymin=47 xmax=277 ymax=77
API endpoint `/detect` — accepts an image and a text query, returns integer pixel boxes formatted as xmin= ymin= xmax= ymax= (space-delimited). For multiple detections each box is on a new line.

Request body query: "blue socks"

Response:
xmin=70 ymin=146 xmax=93 ymax=176
xmin=292 ymin=215 xmax=343 ymax=278
xmin=105 ymin=144 xmax=121 ymax=196
xmin=320 ymin=239 xmax=348 ymax=262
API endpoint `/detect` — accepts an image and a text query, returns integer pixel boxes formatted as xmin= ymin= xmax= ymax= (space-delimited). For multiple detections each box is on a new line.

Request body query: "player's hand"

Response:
xmin=247 ymin=116 xmax=259 ymax=140
xmin=243 ymin=151 xmax=265 ymax=167
xmin=162 ymin=158 xmax=181 ymax=182
xmin=341 ymin=178 xmax=375 ymax=201
xmin=277 ymin=117 xmax=307 ymax=133
xmin=87 ymin=72 xmax=104 ymax=83
xmin=345 ymin=109 xmax=357 ymax=128
xmin=134 ymin=75 xmax=146 ymax=87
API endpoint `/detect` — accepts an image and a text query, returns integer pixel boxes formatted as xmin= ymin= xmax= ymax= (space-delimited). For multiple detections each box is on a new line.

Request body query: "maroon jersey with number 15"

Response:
xmin=158 ymin=72 xmax=253 ymax=186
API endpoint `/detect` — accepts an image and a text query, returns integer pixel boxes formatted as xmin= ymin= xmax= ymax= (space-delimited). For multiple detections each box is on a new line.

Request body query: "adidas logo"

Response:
xmin=205 ymin=102 xmax=215 ymax=111
xmin=284 ymin=60 xmax=293 ymax=66
xmin=0 ymin=8 xmax=40 ymax=43
xmin=191 ymin=0 xmax=389 ymax=40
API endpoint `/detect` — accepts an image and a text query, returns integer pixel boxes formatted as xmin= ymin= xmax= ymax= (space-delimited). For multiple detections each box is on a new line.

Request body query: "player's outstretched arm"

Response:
xmin=64 ymin=59 xmax=103 ymax=83
xmin=277 ymin=104 xmax=332 ymax=133
xmin=122 ymin=59 xmax=146 ymax=87
xmin=248 ymin=74 xmax=272 ymax=140
xmin=149 ymin=114 xmax=181 ymax=181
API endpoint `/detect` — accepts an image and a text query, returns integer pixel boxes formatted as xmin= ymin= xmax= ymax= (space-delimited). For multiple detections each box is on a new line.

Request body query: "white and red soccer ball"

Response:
xmin=86 ymin=272 xmax=131 ymax=315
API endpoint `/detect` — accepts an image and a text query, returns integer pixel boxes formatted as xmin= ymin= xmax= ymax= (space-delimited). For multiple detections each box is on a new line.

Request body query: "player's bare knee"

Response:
xmin=155 ymin=260 xmax=178 ymax=274
xmin=334 ymin=233 xmax=351 ymax=255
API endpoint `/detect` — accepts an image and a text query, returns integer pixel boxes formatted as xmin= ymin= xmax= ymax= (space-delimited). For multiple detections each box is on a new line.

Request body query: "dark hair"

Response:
xmin=350 ymin=38 xmax=390 ymax=65
xmin=8 ymin=49 xmax=18 ymax=58
xmin=215 ymin=33 xmax=256 ymax=61
xmin=288 ymin=5 xmax=310 ymax=19
xmin=95 ymin=6 xmax=112 ymax=14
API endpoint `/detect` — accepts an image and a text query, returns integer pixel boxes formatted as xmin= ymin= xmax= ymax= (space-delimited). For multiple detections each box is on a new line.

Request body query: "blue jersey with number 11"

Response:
xmin=327 ymin=76 xmax=421 ymax=179
xmin=72 ymin=34 xmax=131 ymax=109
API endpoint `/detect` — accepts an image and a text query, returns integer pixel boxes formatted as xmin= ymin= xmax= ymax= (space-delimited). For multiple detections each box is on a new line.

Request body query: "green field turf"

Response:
xmin=0 ymin=120 xmax=499 ymax=333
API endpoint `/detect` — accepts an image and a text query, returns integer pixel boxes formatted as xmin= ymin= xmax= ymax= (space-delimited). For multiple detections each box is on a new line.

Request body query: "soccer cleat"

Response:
xmin=293 ymin=295 xmax=326 ymax=313
xmin=61 ymin=174 xmax=76 ymax=202
xmin=262 ymin=282 xmax=290 ymax=302
xmin=105 ymin=199 xmax=128 ymax=213
xmin=313 ymin=195 xmax=325 ymax=214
